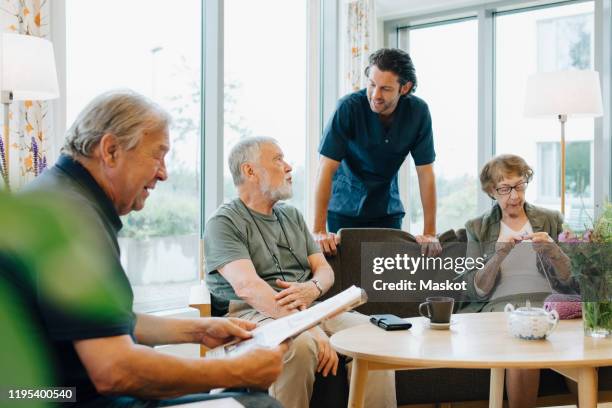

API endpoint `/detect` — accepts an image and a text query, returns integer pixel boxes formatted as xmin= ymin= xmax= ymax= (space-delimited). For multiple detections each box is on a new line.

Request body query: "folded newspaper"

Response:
xmin=206 ymin=285 xmax=367 ymax=359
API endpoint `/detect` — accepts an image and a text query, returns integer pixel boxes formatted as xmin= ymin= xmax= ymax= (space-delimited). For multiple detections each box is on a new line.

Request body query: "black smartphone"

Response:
xmin=370 ymin=314 xmax=412 ymax=331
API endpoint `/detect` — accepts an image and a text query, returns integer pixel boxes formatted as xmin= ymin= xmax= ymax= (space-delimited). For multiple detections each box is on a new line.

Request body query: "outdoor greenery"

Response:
xmin=120 ymin=188 xmax=199 ymax=240
xmin=566 ymin=141 xmax=591 ymax=197
xmin=409 ymin=173 xmax=478 ymax=233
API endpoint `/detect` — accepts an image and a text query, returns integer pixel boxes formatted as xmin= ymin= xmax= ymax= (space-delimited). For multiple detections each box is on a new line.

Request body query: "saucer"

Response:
xmin=428 ymin=319 xmax=456 ymax=330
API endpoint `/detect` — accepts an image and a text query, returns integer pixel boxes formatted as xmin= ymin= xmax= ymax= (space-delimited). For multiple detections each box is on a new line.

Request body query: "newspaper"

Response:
xmin=206 ymin=285 xmax=367 ymax=359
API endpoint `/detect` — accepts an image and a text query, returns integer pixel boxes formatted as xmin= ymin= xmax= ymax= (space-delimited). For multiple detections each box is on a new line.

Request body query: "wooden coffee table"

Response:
xmin=330 ymin=312 xmax=612 ymax=408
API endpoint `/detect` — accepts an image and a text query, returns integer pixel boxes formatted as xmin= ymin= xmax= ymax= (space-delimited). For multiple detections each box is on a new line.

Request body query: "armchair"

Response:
xmin=188 ymin=243 xmax=349 ymax=408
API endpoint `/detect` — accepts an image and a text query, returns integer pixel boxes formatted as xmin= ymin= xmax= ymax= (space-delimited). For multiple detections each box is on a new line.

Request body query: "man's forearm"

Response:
xmin=415 ymin=165 xmax=437 ymax=236
xmin=313 ymin=173 xmax=333 ymax=232
xmin=134 ymin=314 xmax=192 ymax=346
xmin=236 ymin=279 xmax=294 ymax=319
xmin=311 ymin=265 xmax=334 ymax=295
xmin=135 ymin=314 xmax=215 ymax=347
xmin=99 ymin=343 xmax=248 ymax=398
xmin=418 ymin=172 xmax=437 ymax=236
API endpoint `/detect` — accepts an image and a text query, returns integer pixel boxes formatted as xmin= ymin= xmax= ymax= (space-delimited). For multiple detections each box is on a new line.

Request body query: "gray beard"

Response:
xmin=267 ymin=185 xmax=293 ymax=201
xmin=260 ymin=177 xmax=293 ymax=202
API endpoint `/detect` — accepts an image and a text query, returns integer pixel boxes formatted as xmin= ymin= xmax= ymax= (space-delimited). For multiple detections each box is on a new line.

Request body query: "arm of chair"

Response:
xmin=189 ymin=280 xmax=212 ymax=357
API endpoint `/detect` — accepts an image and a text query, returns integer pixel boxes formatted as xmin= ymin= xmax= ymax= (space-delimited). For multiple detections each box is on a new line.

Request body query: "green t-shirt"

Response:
xmin=204 ymin=199 xmax=320 ymax=302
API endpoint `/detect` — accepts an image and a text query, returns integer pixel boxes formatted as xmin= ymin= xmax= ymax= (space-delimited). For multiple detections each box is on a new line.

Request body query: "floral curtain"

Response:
xmin=1 ymin=0 xmax=51 ymax=190
xmin=343 ymin=0 xmax=375 ymax=93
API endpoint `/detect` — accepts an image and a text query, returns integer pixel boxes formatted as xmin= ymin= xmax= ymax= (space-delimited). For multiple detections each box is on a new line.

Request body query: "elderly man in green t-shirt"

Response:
xmin=204 ymin=137 xmax=396 ymax=408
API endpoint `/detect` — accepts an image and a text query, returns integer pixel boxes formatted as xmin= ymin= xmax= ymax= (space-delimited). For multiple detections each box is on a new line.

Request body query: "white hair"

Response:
xmin=228 ymin=136 xmax=278 ymax=186
xmin=62 ymin=90 xmax=171 ymax=158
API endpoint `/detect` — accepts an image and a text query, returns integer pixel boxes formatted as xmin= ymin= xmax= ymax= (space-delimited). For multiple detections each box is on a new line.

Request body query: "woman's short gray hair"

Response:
xmin=480 ymin=154 xmax=534 ymax=198
xmin=228 ymin=136 xmax=278 ymax=186
xmin=62 ymin=90 xmax=171 ymax=158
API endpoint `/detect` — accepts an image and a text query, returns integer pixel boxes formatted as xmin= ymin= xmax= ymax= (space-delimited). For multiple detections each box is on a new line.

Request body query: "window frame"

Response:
xmin=385 ymin=0 xmax=611 ymax=221
xmin=56 ymin=0 xmax=206 ymax=314
xmin=398 ymin=17 xmax=480 ymax=233
xmin=51 ymin=0 xmax=326 ymax=315
xmin=536 ymin=141 xmax=562 ymax=201
xmin=203 ymin=0 xmax=326 ymax=224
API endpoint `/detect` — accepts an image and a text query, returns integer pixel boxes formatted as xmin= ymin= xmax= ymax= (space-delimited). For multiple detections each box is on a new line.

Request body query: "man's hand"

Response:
xmin=190 ymin=317 xmax=256 ymax=348
xmin=313 ymin=231 xmax=340 ymax=256
xmin=275 ymin=279 xmax=319 ymax=311
xmin=415 ymin=234 xmax=442 ymax=257
xmin=310 ymin=327 xmax=338 ymax=377
xmin=230 ymin=342 xmax=289 ymax=389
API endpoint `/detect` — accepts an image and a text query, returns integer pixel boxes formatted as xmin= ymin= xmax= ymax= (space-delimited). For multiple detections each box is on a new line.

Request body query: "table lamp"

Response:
xmin=524 ymin=70 xmax=603 ymax=215
xmin=1 ymin=33 xmax=60 ymax=191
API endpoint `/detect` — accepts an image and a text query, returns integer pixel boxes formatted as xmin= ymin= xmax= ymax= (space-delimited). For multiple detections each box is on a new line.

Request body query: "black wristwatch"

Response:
xmin=311 ymin=278 xmax=324 ymax=297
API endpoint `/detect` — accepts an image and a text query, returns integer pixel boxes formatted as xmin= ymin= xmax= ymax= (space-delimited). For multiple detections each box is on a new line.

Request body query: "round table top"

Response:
xmin=330 ymin=312 xmax=612 ymax=369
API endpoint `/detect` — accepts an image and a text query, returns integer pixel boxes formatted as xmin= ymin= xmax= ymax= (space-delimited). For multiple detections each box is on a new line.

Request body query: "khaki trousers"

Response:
xmin=228 ymin=302 xmax=397 ymax=408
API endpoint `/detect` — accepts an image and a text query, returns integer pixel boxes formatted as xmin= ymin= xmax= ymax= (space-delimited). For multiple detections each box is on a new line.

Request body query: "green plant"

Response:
xmin=582 ymin=302 xmax=612 ymax=334
xmin=560 ymin=202 xmax=612 ymax=336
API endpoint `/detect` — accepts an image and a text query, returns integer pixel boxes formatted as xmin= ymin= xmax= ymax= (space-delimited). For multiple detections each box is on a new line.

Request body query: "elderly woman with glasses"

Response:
xmin=463 ymin=154 xmax=575 ymax=408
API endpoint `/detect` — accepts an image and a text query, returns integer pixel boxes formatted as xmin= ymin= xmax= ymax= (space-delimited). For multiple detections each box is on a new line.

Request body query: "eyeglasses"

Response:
xmin=495 ymin=182 xmax=528 ymax=195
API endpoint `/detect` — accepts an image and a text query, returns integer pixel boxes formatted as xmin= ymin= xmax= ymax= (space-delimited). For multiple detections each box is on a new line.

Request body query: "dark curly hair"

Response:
xmin=364 ymin=48 xmax=417 ymax=93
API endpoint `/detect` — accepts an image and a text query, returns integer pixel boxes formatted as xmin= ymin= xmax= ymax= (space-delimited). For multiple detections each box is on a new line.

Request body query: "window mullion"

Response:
xmin=594 ymin=0 xmax=611 ymax=217
xmin=202 ymin=0 xmax=224 ymax=227
xmin=477 ymin=8 xmax=495 ymax=214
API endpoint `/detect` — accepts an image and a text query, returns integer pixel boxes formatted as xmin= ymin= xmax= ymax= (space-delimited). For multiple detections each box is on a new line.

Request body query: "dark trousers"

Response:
xmin=78 ymin=390 xmax=282 ymax=408
xmin=327 ymin=212 xmax=403 ymax=234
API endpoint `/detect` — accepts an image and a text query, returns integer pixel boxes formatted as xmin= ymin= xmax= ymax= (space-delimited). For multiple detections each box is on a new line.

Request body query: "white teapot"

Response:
xmin=504 ymin=301 xmax=559 ymax=340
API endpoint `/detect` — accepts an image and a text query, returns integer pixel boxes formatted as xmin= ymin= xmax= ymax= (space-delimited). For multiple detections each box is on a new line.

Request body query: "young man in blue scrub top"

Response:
xmin=313 ymin=48 xmax=441 ymax=256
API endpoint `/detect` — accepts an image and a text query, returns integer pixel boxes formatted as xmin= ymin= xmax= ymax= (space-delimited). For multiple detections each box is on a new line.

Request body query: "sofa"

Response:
xmin=322 ymin=227 xmax=612 ymax=407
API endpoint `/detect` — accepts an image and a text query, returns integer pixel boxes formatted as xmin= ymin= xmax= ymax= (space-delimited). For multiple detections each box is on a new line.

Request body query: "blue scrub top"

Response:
xmin=319 ymin=89 xmax=435 ymax=220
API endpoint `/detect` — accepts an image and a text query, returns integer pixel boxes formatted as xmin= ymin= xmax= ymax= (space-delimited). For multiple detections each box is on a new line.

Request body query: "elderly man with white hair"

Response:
xmin=204 ymin=136 xmax=397 ymax=408
xmin=25 ymin=91 xmax=286 ymax=408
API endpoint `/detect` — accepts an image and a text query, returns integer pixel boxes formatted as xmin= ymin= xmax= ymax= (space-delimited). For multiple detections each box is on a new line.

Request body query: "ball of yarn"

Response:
xmin=543 ymin=294 xmax=582 ymax=319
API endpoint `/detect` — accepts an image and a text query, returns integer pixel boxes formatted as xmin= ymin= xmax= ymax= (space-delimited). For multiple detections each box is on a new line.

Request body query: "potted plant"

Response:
xmin=559 ymin=203 xmax=612 ymax=337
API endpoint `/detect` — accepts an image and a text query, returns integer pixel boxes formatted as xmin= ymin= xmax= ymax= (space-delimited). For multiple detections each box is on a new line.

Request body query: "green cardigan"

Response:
xmin=461 ymin=202 xmax=576 ymax=309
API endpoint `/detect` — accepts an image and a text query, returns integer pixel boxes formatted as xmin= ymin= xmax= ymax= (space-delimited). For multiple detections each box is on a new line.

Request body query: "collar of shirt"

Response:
xmin=56 ymin=154 xmax=123 ymax=234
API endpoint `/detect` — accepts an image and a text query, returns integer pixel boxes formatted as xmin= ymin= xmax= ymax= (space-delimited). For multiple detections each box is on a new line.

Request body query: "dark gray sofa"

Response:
xmin=323 ymin=227 xmax=612 ymax=407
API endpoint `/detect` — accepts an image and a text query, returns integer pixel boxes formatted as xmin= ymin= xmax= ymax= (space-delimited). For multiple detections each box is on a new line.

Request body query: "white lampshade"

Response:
xmin=524 ymin=70 xmax=603 ymax=118
xmin=0 ymin=33 xmax=59 ymax=101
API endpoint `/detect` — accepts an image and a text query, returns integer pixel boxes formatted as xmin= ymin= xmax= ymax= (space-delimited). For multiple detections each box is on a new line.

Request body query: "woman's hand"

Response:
xmin=525 ymin=232 xmax=555 ymax=255
xmin=495 ymin=234 xmax=523 ymax=256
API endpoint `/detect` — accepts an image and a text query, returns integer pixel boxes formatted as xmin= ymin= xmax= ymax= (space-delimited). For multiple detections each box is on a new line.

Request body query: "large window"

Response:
xmin=66 ymin=0 xmax=202 ymax=312
xmin=223 ymin=0 xmax=308 ymax=214
xmin=495 ymin=2 xmax=595 ymax=227
xmin=402 ymin=19 xmax=478 ymax=233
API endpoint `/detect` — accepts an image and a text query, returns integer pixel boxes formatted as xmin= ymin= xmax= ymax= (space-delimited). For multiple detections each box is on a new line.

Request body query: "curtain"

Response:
xmin=1 ymin=0 xmax=52 ymax=190
xmin=343 ymin=0 xmax=375 ymax=94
